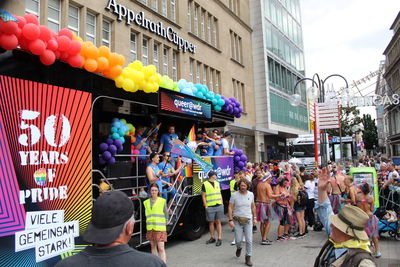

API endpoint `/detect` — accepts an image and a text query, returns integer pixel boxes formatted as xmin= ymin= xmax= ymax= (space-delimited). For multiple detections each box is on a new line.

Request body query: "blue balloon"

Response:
xmin=215 ymin=94 xmax=221 ymax=99
xmin=218 ymin=99 xmax=225 ymax=106
xmin=112 ymin=118 xmax=119 ymax=122
xmin=236 ymin=149 xmax=243 ymax=156
xmin=234 ymin=155 xmax=241 ymax=162
xmin=112 ymin=133 xmax=120 ymax=139
xmin=107 ymin=156 xmax=116 ymax=165
xmin=118 ymin=129 xmax=125 ymax=136
xmin=197 ymin=92 xmax=204 ymax=98
xmin=212 ymin=99 xmax=218 ymax=106
xmin=99 ymin=157 xmax=107 ymax=165
xmin=112 ymin=121 xmax=121 ymax=128
xmin=106 ymin=138 xmax=114 ymax=145
xmin=178 ymin=79 xmax=187 ymax=90
xmin=102 ymin=151 xmax=112 ymax=160
xmin=119 ymin=136 xmax=125 ymax=144
xmin=111 ymin=127 xmax=118 ymax=133
xmin=215 ymin=105 xmax=222 ymax=112
xmin=240 ymin=155 xmax=247 ymax=161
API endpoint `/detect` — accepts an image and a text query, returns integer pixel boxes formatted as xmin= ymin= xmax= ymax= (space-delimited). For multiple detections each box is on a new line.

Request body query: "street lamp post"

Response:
xmin=292 ymin=73 xmax=349 ymax=166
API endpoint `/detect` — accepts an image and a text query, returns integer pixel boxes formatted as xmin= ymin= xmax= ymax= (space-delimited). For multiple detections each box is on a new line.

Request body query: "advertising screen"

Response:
xmin=0 ymin=76 xmax=92 ymax=266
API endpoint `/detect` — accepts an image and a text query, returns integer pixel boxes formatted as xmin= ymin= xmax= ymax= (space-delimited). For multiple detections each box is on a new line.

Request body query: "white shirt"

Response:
xmin=304 ymin=180 xmax=315 ymax=199
xmin=221 ymin=138 xmax=229 ymax=150
xmin=388 ymin=170 xmax=399 ymax=180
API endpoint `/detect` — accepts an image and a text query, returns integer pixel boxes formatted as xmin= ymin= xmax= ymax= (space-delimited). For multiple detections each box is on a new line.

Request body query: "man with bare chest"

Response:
xmin=329 ymin=168 xmax=345 ymax=214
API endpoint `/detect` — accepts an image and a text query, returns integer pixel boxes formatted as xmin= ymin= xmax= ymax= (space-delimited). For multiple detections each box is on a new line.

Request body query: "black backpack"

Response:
xmin=297 ymin=190 xmax=308 ymax=206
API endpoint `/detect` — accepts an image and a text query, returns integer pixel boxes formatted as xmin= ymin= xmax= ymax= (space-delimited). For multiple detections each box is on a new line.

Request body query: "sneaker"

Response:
xmin=206 ymin=238 xmax=216 ymax=244
xmin=266 ymin=239 xmax=273 ymax=245
xmin=283 ymin=234 xmax=295 ymax=240
xmin=253 ymin=225 xmax=257 ymax=233
xmin=375 ymin=252 xmax=381 ymax=258
xmin=301 ymin=233 xmax=307 ymax=237
xmin=216 ymin=239 xmax=222 ymax=246
xmin=261 ymin=240 xmax=268 ymax=245
xmin=276 ymin=236 xmax=285 ymax=242
xmin=231 ymin=240 xmax=236 ymax=246
xmin=294 ymin=233 xmax=303 ymax=238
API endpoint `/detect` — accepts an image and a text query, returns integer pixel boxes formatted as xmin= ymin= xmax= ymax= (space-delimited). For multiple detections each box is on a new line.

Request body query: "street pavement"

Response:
xmin=144 ymin=218 xmax=400 ymax=267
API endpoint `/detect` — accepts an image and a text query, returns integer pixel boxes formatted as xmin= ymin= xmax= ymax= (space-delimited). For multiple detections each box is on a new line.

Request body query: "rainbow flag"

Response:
xmin=187 ymin=125 xmax=196 ymax=142
xmin=176 ymin=157 xmax=193 ymax=180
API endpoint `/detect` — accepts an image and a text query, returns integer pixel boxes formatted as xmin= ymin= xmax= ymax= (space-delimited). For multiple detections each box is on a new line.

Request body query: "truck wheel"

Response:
xmin=181 ymin=209 xmax=206 ymax=241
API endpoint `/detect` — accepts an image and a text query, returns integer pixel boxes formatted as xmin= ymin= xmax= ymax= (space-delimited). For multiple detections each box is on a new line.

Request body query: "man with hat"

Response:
xmin=314 ymin=168 xmax=376 ymax=267
xmin=202 ymin=171 xmax=224 ymax=246
xmin=55 ymin=191 xmax=166 ymax=267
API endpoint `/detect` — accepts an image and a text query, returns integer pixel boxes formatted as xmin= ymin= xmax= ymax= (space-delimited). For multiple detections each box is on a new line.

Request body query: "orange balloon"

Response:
xmin=99 ymin=45 xmax=111 ymax=58
xmin=80 ymin=42 xmax=89 ymax=56
xmin=108 ymin=52 xmax=119 ymax=66
xmin=117 ymin=54 xmax=125 ymax=66
xmin=86 ymin=45 xmax=99 ymax=59
xmin=131 ymin=136 xmax=136 ymax=143
xmin=108 ymin=65 xmax=122 ymax=78
xmin=84 ymin=58 xmax=98 ymax=72
xmin=96 ymin=57 xmax=109 ymax=72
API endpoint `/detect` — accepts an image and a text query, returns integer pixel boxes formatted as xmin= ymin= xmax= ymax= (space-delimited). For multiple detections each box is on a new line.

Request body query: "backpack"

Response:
xmin=297 ymin=190 xmax=308 ymax=206
xmin=341 ymin=248 xmax=376 ymax=267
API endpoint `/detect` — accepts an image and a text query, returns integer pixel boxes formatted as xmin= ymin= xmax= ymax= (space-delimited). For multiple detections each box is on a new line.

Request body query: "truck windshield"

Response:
xmin=292 ymin=144 xmax=315 ymax=157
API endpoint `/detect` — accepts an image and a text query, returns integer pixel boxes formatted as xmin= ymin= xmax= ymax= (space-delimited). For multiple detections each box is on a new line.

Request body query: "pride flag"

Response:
xmin=176 ymin=156 xmax=193 ymax=180
xmin=187 ymin=125 xmax=196 ymax=142
xmin=171 ymin=139 xmax=213 ymax=174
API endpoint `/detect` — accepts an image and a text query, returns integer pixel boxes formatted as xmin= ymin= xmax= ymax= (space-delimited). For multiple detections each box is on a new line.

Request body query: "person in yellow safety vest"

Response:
xmin=144 ymin=183 xmax=168 ymax=264
xmin=230 ymin=172 xmax=241 ymax=195
xmin=202 ymin=171 xmax=224 ymax=246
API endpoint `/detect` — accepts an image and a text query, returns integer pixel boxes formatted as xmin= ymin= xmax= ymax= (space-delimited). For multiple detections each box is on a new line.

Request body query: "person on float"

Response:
xmin=158 ymin=152 xmax=184 ymax=205
xmin=158 ymin=125 xmax=179 ymax=167
xmin=146 ymin=152 xmax=172 ymax=193
xmin=221 ymin=131 xmax=235 ymax=155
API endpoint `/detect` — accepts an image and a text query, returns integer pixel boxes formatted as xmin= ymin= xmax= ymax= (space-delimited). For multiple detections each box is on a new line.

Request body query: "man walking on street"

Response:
xmin=202 ymin=171 xmax=224 ymax=246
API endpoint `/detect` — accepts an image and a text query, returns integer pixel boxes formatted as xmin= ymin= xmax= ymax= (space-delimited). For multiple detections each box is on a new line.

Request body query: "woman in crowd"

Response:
xmin=356 ymin=183 xmax=381 ymax=258
xmin=290 ymin=174 xmax=306 ymax=238
xmin=341 ymin=175 xmax=357 ymax=206
xmin=144 ymin=183 xmax=168 ymax=263
xmin=273 ymin=178 xmax=293 ymax=241
xmin=303 ymin=174 xmax=316 ymax=231
xmin=228 ymin=179 xmax=256 ymax=266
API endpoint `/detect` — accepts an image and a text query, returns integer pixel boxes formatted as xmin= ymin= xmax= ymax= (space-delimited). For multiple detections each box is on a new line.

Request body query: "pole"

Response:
xmin=339 ymin=102 xmax=343 ymax=164
xmin=314 ymin=103 xmax=319 ymax=167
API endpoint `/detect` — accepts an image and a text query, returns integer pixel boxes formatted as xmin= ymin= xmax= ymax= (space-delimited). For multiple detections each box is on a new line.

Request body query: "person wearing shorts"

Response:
xmin=202 ymin=171 xmax=224 ymax=246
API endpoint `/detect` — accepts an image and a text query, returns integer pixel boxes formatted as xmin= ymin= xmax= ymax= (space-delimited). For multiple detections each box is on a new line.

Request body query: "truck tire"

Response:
xmin=181 ymin=206 xmax=206 ymax=241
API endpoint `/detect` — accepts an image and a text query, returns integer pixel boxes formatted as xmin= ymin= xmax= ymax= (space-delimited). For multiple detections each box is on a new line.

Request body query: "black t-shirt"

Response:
xmin=55 ymin=244 xmax=166 ymax=267
xmin=201 ymin=181 xmax=215 ymax=192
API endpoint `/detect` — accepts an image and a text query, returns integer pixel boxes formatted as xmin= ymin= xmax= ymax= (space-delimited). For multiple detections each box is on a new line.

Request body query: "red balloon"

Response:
xmin=40 ymin=50 xmax=56 ymax=65
xmin=15 ymin=16 xmax=27 ymax=29
xmin=22 ymin=23 xmax=40 ymax=40
xmin=58 ymin=28 xmax=73 ymax=40
xmin=19 ymin=38 xmax=29 ymax=50
xmin=24 ymin=14 xmax=39 ymax=25
xmin=68 ymin=40 xmax=81 ymax=55
xmin=29 ymin=39 xmax=46 ymax=55
xmin=68 ymin=54 xmax=83 ymax=68
xmin=1 ymin=21 xmax=18 ymax=35
xmin=14 ymin=28 xmax=22 ymax=39
xmin=0 ymin=34 xmax=18 ymax=50
xmin=54 ymin=50 xmax=61 ymax=58
xmin=57 ymin=36 xmax=71 ymax=52
xmin=47 ymin=39 xmax=58 ymax=51
xmin=39 ymin=26 xmax=52 ymax=42
xmin=59 ymin=51 xmax=70 ymax=61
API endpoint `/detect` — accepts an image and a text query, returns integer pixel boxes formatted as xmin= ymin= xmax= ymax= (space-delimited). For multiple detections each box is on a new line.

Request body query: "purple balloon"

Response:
xmin=99 ymin=142 xmax=108 ymax=152
xmin=234 ymin=167 xmax=241 ymax=172
xmin=102 ymin=151 xmax=112 ymax=160
xmin=99 ymin=157 xmax=106 ymax=165
xmin=233 ymin=107 xmax=239 ymax=114
xmin=234 ymin=155 xmax=241 ymax=162
xmin=106 ymin=138 xmax=114 ymax=145
xmin=117 ymin=145 xmax=123 ymax=153
xmin=107 ymin=156 xmax=116 ymax=165
xmin=242 ymin=167 xmax=247 ymax=171
xmin=229 ymin=97 xmax=236 ymax=102
xmin=114 ymin=139 xmax=123 ymax=147
xmin=235 ymin=113 xmax=241 ymax=118
xmin=240 ymin=155 xmax=247 ymax=162
xmin=238 ymin=161 xmax=245 ymax=168
xmin=238 ymin=107 xmax=243 ymax=113
xmin=108 ymin=144 xmax=117 ymax=155
xmin=236 ymin=149 xmax=243 ymax=156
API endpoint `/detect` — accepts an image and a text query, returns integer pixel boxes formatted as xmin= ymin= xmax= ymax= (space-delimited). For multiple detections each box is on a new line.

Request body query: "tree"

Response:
xmin=361 ymin=114 xmax=378 ymax=155
xmin=327 ymin=107 xmax=362 ymax=137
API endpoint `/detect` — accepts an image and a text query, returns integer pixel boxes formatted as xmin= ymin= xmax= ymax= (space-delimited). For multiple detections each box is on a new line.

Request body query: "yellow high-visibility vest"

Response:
xmin=203 ymin=180 xmax=223 ymax=206
xmin=230 ymin=179 xmax=237 ymax=194
xmin=144 ymin=197 xmax=167 ymax=231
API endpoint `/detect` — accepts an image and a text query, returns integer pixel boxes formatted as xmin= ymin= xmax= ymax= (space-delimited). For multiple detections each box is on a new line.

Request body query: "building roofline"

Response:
xmin=390 ymin=11 xmax=400 ymax=30
xmin=383 ymin=28 xmax=400 ymax=55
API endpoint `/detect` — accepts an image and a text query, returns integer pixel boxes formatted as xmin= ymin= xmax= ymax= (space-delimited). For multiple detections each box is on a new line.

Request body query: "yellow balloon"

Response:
xmin=147 ymin=64 xmax=157 ymax=75
xmin=131 ymin=60 xmax=143 ymax=71
xmin=115 ymin=75 xmax=125 ymax=88
xmin=132 ymin=70 xmax=144 ymax=83
xmin=143 ymin=66 xmax=153 ymax=78
xmin=122 ymin=79 xmax=135 ymax=92
xmin=148 ymin=75 xmax=158 ymax=83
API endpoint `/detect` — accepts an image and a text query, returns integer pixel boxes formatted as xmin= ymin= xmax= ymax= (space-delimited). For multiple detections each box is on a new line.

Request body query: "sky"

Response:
xmin=300 ymin=0 xmax=400 ymax=118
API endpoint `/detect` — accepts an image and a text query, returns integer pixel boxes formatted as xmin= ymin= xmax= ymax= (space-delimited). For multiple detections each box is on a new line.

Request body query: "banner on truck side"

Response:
xmin=0 ymin=76 xmax=92 ymax=265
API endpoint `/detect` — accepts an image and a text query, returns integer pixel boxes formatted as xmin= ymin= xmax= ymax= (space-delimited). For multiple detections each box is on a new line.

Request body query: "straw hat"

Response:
xmin=329 ymin=205 xmax=369 ymax=241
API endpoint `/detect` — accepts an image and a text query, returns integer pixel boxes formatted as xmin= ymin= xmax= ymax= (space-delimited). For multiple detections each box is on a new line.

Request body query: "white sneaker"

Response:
xmin=231 ymin=240 xmax=236 ymax=245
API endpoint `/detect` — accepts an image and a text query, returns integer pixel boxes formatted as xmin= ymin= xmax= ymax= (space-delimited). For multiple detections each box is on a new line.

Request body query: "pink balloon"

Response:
xmin=28 ymin=39 xmax=46 ymax=55
xmin=68 ymin=40 xmax=81 ymax=55
xmin=58 ymin=28 xmax=73 ymax=39
xmin=68 ymin=54 xmax=83 ymax=68
xmin=47 ymin=39 xmax=58 ymax=51
xmin=0 ymin=34 xmax=18 ymax=50
xmin=24 ymin=14 xmax=39 ymax=25
xmin=40 ymin=50 xmax=56 ymax=66
xmin=15 ymin=16 xmax=27 ymax=29
xmin=57 ymin=35 xmax=71 ymax=52
xmin=39 ymin=26 xmax=52 ymax=42
xmin=22 ymin=23 xmax=40 ymax=40
xmin=133 ymin=149 xmax=140 ymax=155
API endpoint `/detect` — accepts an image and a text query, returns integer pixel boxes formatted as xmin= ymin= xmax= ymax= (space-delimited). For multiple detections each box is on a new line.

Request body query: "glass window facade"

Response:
xmin=270 ymin=92 xmax=308 ymax=130
xmin=25 ymin=0 xmax=39 ymax=16
xmin=68 ymin=5 xmax=79 ymax=35
xmin=102 ymin=19 xmax=111 ymax=48
xmin=86 ymin=12 xmax=96 ymax=43
xmin=130 ymin=32 xmax=137 ymax=61
xmin=48 ymin=0 xmax=61 ymax=33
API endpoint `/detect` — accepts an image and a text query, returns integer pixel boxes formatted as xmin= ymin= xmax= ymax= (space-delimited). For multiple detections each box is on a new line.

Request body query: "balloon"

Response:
xmin=86 ymin=45 xmax=99 ymax=59
xmin=68 ymin=54 xmax=83 ymax=68
xmin=58 ymin=28 xmax=73 ymax=39
xmin=0 ymin=34 xmax=18 ymax=50
xmin=96 ymin=57 xmax=109 ymax=72
xmin=39 ymin=50 xmax=56 ymax=65
xmin=24 ymin=14 xmax=39 ymax=25
xmin=119 ymin=136 xmax=125 ymax=144
xmin=235 ymin=113 xmax=241 ymax=118
xmin=99 ymin=142 xmax=108 ymax=152
xmin=114 ymin=139 xmax=123 ymax=147
xmin=240 ymin=155 xmax=247 ymax=162
xmin=212 ymin=99 xmax=218 ymax=106
xmin=233 ymin=107 xmax=239 ymax=114
xmin=132 ymin=149 xmax=140 ymax=155
xmin=108 ymin=144 xmax=117 ymax=155
xmin=118 ymin=129 xmax=125 ymax=136
xmin=99 ymin=45 xmax=111 ymax=58
xmin=47 ymin=39 xmax=58 ymax=51
xmin=111 ymin=133 xmax=120 ymax=139
xmin=218 ymin=99 xmax=225 ymax=106
xmin=106 ymin=138 xmax=114 ymax=145
xmin=15 ymin=16 xmax=27 ymax=29
xmin=99 ymin=157 xmax=106 ymax=165
xmin=234 ymin=156 xmax=241 ymax=162
xmin=214 ymin=105 xmax=222 ymax=112
xmin=84 ymin=58 xmax=98 ymax=72
xmin=102 ymin=151 xmax=112 ymax=160
xmin=236 ymin=149 xmax=243 ymax=156
xmin=117 ymin=145 xmax=123 ymax=153
xmin=107 ymin=157 xmax=116 ymax=165
xmin=22 ymin=23 xmax=40 ymax=40
xmin=122 ymin=79 xmax=135 ymax=92
xmin=115 ymin=76 xmax=124 ymax=88
xmin=57 ymin=36 xmax=71 ymax=52
xmin=39 ymin=25 xmax=52 ymax=41
xmin=130 ymin=136 xmax=136 ymax=143
xmin=29 ymin=39 xmax=46 ymax=55
xmin=108 ymin=65 xmax=122 ymax=78
xmin=111 ymin=127 xmax=118 ymax=133
xmin=112 ymin=121 xmax=121 ymax=128
xmin=238 ymin=161 xmax=245 ymax=168
xmin=234 ymin=167 xmax=241 ymax=172
xmin=1 ymin=21 xmax=18 ymax=35
xmin=109 ymin=52 xmax=120 ymax=66
xmin=68 ymin=40 xmax=81 ymax=55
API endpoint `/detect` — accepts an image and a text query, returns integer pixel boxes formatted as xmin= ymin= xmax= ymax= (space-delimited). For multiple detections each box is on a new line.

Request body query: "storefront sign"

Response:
xmin=0 ymin=76 xmax=92 ymax=265
xmin=159 ymin=89 xmax=212 ymax=121
xmin=106 ymin=0 xmax=197 ymax=53
xmin=327 ymin=94 xmax=400 ymax=107
xmin=192 ymin=156 xmax=234 ymax=194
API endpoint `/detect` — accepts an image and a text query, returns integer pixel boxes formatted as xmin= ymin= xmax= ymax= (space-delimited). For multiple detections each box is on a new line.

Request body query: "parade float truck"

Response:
xmin=0 ymin=48 xmax=237 ymax=266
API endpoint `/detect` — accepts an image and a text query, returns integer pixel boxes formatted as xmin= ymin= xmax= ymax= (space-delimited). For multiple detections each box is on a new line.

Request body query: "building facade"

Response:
xmin=4 ymin=0 xmax=256 ymax=161
xmin=250 ymin=0 xmax=308 ymax=161
xmin=375 ymin=60 xmax=389 ymax=155
xmin=383 ymin=11 xmax=400 ymax=159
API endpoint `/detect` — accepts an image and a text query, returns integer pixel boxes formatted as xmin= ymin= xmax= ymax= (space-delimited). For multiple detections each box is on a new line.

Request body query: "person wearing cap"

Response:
xmin=314 ymin=168 xmax=377 ymax=267
xmin=55 ymin=191 xmax=166 ymax=267
xmin=144 ymin=183 xmax=168 ymax=263
xmin=202 ymin=171 xmax=224 ymax=246
xmin=221 ymin=131 xmax=235 ymax=155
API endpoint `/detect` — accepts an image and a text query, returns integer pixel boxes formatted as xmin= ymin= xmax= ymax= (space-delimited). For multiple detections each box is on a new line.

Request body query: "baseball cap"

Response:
xmin=208 ymin=171 xmax=217 ymax=178
xmin=83 ymin=191 xmax=134 ymax=244
xmin=224 ymin=131 xmax=232 ymax=137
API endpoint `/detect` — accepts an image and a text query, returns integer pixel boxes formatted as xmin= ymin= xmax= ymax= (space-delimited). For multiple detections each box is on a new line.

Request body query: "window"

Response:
xmin=212 ymin=18 xmax=218 ymax=46
xmin=68 ymin=5 xmax=79 ymax=36
xmin=232 ymin=79 xmax=245 ymax=112
xmin=142 ymin=38 xmax=148 ymax=65
xmin=86 ymin=12 xmax=96 ymax=43
xmin=172 ymin=51 xmax=178 ymax=81
xmin=196 ymin=62 xmax=201 ymax=83
xmin=189 ymin=58 xmax=194 ymax=82
xmin=241 ymin=83 xmax=246 ymax=112
xmin=209 ymin=68 xmax=213 ymax=91
xmin=215 ymin=71 xmax=220 ymax=94
xmin=201 ymin=10 xmax=205 ymax=39
xmin=102 ymin=19 xmax=111 ymax=48
xmin=203 ymin=65 xmax=208 ymax=85
xmin=161 ymin=0 xmax=167 ymax=16
xmin=25 ymin=0 xmax=39 ymax=16
xmin=152 ymin=0 xmax=158 ymax=11
xmin=130 ymin=33 xmax=137 ymax=61
xmin=207 ymin=15 xmax=211 ymax=42
xmin=230 ymin=30 xmax=243 ymax=64
xmin=48 ymin=0 xmax=61 ymax=33
xmin=188 ymin=1 xmax=192 ymax=31
xmin=194 ymin=5 xmax=199 ymax=36
xmin=163 ymin=47 xmax=169 ymax=75
xmin=170 ymin=0 xmax=176 ymax=21
xmin=153 ymin=43 xmax=159 ymax=71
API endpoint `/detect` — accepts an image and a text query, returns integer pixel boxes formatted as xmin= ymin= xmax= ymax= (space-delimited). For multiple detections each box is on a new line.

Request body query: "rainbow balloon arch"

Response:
xmin=0 ymin=12 xmax=244 ymax=118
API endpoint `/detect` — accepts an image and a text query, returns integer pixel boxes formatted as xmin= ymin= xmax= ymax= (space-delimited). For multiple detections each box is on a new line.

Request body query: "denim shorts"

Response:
xmin=206 ymin=204 xmax=224 ymax=222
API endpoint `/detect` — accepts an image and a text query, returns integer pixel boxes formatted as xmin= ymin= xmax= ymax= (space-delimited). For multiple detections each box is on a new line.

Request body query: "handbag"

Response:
xmin=233 ymin=216 xmax=250 ymax=226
